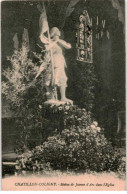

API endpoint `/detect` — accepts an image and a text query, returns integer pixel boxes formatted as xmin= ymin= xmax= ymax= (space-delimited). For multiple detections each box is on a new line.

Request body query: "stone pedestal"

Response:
xmin=44 ymin=99 xmax=73 ymax=106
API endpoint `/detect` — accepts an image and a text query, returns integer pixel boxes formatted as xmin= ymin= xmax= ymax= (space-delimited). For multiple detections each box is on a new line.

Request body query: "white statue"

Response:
xmin=40 ymin=27 xmax=73 ymax=104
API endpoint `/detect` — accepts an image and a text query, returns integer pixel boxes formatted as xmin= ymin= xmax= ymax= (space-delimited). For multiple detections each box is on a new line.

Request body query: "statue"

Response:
xmin=40 ymin=27 xmax=73 ymax=104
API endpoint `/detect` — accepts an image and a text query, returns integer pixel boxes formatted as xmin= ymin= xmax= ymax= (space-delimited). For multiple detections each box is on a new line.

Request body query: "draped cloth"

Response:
xmin=43 ymin=42 xmax=67 ymax=87
xmin=37 ymin=3 xmax=49 ymax=35
xmin=52 ymin=43 xmax=67 ymax=87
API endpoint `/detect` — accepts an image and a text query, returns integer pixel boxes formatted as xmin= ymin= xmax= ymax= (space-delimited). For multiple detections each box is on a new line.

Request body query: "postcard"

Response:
xmin=1 ymin=0 xmax=126 ymax=191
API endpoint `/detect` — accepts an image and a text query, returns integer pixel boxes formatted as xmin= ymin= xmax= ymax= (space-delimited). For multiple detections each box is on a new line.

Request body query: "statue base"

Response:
xmin=44 ymin=99 xmax=73 ymax=106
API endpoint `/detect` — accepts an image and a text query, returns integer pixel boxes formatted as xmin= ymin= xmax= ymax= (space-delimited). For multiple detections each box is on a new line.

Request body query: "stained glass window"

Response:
xmin=76 ymin=9 xmax=93 ymax=63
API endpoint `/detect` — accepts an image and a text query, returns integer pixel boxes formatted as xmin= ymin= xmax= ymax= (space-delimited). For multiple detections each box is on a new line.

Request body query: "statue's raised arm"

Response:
xmin=58 ymin=39 xmax=71 ymax=49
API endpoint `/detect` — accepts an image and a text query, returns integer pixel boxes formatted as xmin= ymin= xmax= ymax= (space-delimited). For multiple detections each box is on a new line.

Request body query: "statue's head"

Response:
xmin=50 ymin=27 xmax=61 ymax=38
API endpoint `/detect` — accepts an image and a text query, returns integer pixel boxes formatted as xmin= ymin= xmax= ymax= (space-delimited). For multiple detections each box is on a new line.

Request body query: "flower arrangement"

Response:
xmin=15 ymin=150 xmax=52 ymax=175
xmin=39 ymin=103 xmax=92 ymax=131
xmin=16 ymin=124 xmax=124 ymax=175
xmin=15 ymin=103 xmax=125 ymax=176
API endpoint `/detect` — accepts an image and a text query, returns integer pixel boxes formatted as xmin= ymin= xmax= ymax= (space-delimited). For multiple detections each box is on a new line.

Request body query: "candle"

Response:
xmin=102 ymin=19 xmax=105 ymax=28
xmin=97 ymin=16 xmax=98 ymax=25
xmin=107 ymin=30 xmax=110 ymax=39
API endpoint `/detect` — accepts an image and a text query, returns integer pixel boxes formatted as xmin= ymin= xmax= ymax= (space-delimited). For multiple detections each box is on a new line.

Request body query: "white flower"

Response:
xmin=39 ymin=105 xmax=42 ymax=109
xmin=97 ymin=127 xmax=101 ymax=132
xmin=46 ymin=92 xmax=50 ymax=96
xmin=65 ymin=106 xmax=70 ymax=110
xmin=93 ymin=121 xmax=98 ymax=127
xmin=90 ymin=125 xmax=96 ymax=129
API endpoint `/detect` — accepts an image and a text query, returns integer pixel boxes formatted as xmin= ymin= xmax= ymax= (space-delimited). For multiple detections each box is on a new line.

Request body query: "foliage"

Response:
xmin=40 ymin=126 xmax=122 ymax=172
xmin=117 ymin=159 xmax=126 ymax=178
xmin=2 ymin=43 xmax=50 ymax=114
xmin=15 ymin=103 xmax=92 ymax=153
xmin=15 ymin=104 xmax=124 ymax=175
xmin=15 ymin=150 xmax=52 ymax=175
xmin=40 ymin=103 xmax=92 ymax=130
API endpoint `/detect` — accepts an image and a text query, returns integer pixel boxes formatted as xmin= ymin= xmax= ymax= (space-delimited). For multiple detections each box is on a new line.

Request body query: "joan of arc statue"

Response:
xmin=40 ymin=27 xmax=73 ymax=104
